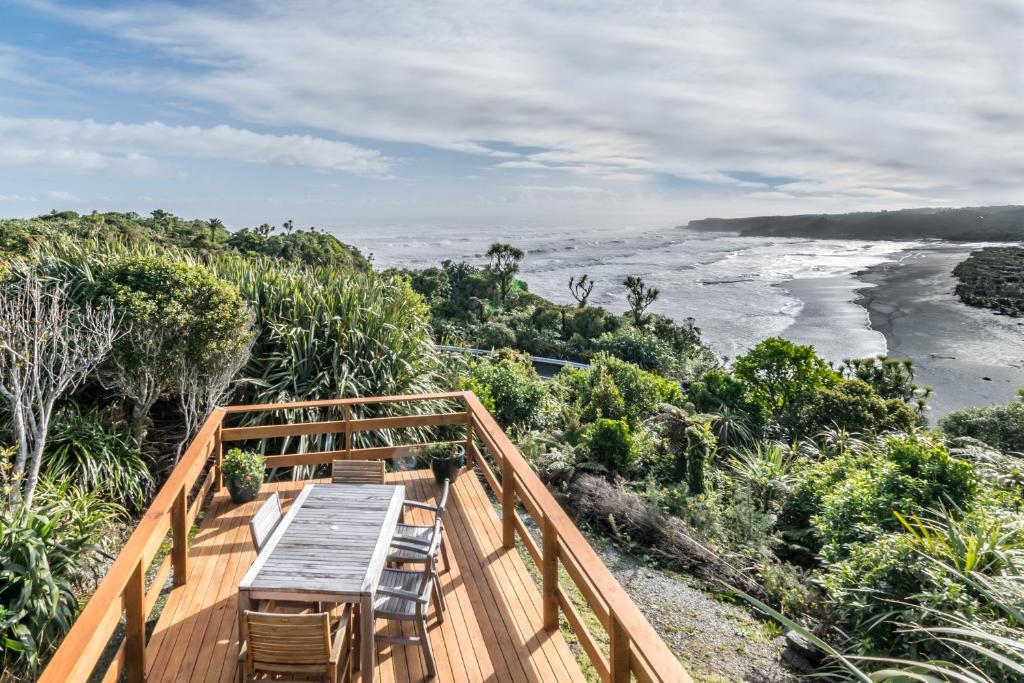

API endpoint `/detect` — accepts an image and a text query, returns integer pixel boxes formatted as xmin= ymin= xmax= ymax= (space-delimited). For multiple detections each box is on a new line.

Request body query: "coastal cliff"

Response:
xmin=688 ymin=205 xmax=1024 ymax=241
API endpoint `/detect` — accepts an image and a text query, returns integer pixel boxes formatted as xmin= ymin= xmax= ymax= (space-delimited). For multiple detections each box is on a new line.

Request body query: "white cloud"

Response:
xmin=9 ymin=0 xmax=1024 ymax=211
xmin=0 ymin=116 xmax=389 ymax=176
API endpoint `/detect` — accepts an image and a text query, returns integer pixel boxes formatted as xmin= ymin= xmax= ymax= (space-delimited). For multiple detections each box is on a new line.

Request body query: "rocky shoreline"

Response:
xmin=852 ymin=244 xmax=1024 ymax=417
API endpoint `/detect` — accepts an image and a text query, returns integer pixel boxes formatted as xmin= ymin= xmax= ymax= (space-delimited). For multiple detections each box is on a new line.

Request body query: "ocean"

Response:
xmin=326 ymin=220 xmax=1024 ymax=415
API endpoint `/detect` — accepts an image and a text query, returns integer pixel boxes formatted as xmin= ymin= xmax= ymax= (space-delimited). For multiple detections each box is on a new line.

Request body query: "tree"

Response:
xmin=0 ymin=273 xmax=118 ymax=507
xmin=207 ymin=217 xmax=225 ymax=243
xmin=94 ymin=256 xmax=252 ymax=445
xmin=175 ymin=328 xmax=253 ymax=461
xmin=623 ymin=275 xmax=658 ymax=326
xmin=486 ymin=242 xmax=524 ymax=302
xmin=568 ymin=274 xmax=594 ymax=307
xmin=841 ymin=356 xmax=932 ymax=420
xmin=734 ymin=337 xmax=839 ymax=438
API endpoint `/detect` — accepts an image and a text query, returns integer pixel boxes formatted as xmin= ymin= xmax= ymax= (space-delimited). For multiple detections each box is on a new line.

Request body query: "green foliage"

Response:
xmin=581 ymin=418 xmax=634 ymax=475
xmin=95 ymin=255 xmax=251 ymax=368
xmin=0 ymin=211 xmax=369 ymax=271
xmin=940 ymin=396 xmax=1024 ymax=452
xmin=582 ymin=366 xmax=626 ymax=422
xmin=812 ymin=379 xmax=917 ymax=435
xmin=222 ymin=448 xmax=265 ymax=481
xmin=593 ymin=326 xmax=680 ymax=377
xmin=44 ymin=404 xmax=151 ymax=510
xmin=485 ymin=242 xmax=524 ymax=302
xmin=226 ymin=224 xmax=370 ymax=271
xmin=466 ymin=354 xmax=547 ymax=428
xmin=726 ymin=442 xmax=795 ymax=513
xmin=212 ymin=256 xmax=440 ymax=438
xmin=0 ymin=480 xmax=122 ymax=675
xmin=820 ymin=506 xmax=1024 ymax=667
xmin=784 ymin=434 xmax=978 ymax=558
xmin=684 ymin=419 xmax=716 ymax=495
xmin=623 ymin=275 xmax=659 ymax=326
xmin=734 ymin=338 xmax=840 ymax=438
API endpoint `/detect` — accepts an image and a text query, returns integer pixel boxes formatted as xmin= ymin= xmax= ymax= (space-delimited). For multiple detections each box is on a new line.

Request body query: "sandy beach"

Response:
xmin=854 ymin=245 xmax=1024 ymax=418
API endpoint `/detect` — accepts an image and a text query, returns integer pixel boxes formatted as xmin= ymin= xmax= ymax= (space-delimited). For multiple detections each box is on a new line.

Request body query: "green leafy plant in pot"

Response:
xmin=222 ymin=448 xmax=264 ymax=503
xmin=426 ymin=442 xmax=465 ymax=485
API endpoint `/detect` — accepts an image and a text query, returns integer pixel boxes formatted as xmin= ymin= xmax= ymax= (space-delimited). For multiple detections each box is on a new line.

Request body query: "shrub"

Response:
xmin=45 ymin=404 xmax=152 ymax=510
xmin=685 ymin=419 xmax=716 ymax=495
xmin=467 ymin=355 xmax=547 ymax=428
xmin=211 ymin=256 xmax=441 ymax=447
xmin=476 ymin=321 xmax=516 ymax=349
xmin=590 ymin=354 xmax=682 ymax=425
xmin=581 ymin=418 xmax=634 ymax=474
xmin=0 ymin=481 xmax=122 ymax=675
xmin=811 ymin=379 xmax=917 ymax=435
xmin=939 ymin=395 xmax=1024 ymax=452
xmin=787 ymin=434 xmax=978 ymax=559
xmin=594 ymin=326 xmax=679 ymax=377
xmin=581 ymin=366 xmax=626 ymax=422
xmin=734 ymin=338 xmax=840 ymax=438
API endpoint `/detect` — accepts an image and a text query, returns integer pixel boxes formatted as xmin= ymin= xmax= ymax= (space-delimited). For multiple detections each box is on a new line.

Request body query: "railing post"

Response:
xmin=343 ymin=404 xmax=352 ymax=459
xmin=124 ymin=559 xmax=147 ymax=683
xmin=171 ymin=486 xmax=188 ymax=586
xmin=610 ymin=612 xmax=631 ymax=682
xmin=214 ymin=422 xmax=224 ymax=491
xmin=464 ymin=405 xmax=475 ymax=467
xmin=501 ymin=455 xmax=515 ymax=549
xmin=541 ymin=514 xmax=558 ymax=630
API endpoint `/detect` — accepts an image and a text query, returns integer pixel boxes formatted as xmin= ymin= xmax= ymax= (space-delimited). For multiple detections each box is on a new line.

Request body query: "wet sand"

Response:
xmin=854 ymin=245 xmax=1024 ymax=418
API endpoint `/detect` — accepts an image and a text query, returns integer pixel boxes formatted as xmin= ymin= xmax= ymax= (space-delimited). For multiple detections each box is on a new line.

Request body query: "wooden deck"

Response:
xmin=144 ymin=467 xmax=588 ymax=683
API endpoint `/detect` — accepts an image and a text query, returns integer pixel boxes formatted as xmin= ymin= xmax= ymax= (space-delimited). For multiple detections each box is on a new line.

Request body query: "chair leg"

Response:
xmin=431 ymin=574 xmax=445 ymax=622
xmin=416 ymin=614 xmax=437 ymax=678
xmin=440 ymin=536 xmax=451 ymax=573
xmin=435 ymin=570 xmax=447 ymax=611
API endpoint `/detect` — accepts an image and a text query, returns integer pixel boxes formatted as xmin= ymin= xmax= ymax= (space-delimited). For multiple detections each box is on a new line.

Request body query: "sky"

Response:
xmin=0 ymin=0 xmax=1022 ymax=230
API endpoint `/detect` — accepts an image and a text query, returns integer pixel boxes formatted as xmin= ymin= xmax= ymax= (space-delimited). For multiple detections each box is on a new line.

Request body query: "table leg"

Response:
xmin=360 ymin=595 xmax=375 ymax=683
xmin=237 ymin=590 xmax=252 ymax=650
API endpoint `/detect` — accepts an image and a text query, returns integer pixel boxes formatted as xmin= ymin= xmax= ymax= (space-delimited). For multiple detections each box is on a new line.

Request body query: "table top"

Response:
xmin=239 ymin=482 xmax=405 ymax=599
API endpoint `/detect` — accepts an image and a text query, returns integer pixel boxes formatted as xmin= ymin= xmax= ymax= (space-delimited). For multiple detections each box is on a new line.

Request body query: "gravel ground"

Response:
xmin=596 ymin=543 xmax=796 ymax=683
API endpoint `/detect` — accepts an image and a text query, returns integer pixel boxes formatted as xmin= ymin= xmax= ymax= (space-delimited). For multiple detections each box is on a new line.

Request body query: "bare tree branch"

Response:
xmin=0 ymin=272 xmax=118 ymax=507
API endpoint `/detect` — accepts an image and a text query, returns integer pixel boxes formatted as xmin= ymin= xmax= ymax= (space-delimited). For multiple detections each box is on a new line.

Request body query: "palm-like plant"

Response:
xmin=726 ymin=441 xmax=795 ymax=511
xmin=210 ymin=255 xmax=443 ymax=457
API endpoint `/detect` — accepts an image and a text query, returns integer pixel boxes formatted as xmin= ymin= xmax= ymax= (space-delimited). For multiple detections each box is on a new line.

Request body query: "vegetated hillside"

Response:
xmin=687 ymin=205 xmax=1024 ymax=241
xmin=0 ymin=210 xmax=371 ymax=271
xmin=953 ymin=246 xmax=1024 ymax=316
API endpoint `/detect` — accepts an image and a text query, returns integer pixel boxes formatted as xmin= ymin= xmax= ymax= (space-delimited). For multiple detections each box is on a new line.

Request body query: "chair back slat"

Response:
xmin=249 ymin=492 xmax=282 ymax=552
xmin=331 ymin=459 xmax=385 ymax=484
xmin=243 ymin=611 xmax=332 ymax=668
xmin=417 ymin=521 xmax=444 ymax=594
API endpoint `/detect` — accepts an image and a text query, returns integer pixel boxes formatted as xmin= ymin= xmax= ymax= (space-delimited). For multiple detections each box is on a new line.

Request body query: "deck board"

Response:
xmin=144 ymin=468 xmax=587 ymax=683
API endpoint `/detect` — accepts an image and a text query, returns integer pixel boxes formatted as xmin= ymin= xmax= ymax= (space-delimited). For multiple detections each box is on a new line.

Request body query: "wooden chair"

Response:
xmin=375 ymin=522 xmax=444 ymax=677
xmin=331 ymin=459 xmax=385 ymax=484
xmin=238 ymin=608 xmax=354 ymax=683
xmin=248 ymin=493 xmax=317 ymax=614
xmin=249 ymin=492 xmax=282 ymax=552
xmin=388 ymin=479 xmax=451 ymax=573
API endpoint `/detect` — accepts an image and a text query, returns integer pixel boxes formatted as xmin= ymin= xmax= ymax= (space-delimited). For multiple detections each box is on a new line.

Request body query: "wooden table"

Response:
xmin=238 ymin=482 xmax=406 ymax=682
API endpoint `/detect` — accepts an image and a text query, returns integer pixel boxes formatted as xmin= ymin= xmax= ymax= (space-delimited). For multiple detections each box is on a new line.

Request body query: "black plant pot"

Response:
xmin=226 ymin=473 xmax=261 ymax=504
xmin=430 ymin=445 xmax=466 ymax=485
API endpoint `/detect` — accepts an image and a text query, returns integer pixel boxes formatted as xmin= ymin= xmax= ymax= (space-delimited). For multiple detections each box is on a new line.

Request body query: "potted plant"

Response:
xmin=425 ymin=442 xmax=465 ymax=485
xmin=222 ymin=448 xmax=264 ymax=503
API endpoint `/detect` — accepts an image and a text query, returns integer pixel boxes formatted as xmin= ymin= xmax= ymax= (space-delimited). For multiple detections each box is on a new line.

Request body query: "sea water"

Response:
xmin=328 ymin=219 xmax=919 ymax=361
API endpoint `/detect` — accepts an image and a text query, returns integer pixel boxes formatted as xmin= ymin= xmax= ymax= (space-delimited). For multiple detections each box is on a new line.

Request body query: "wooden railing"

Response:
xmin=39 ymin=392 xmax=689 ymax=683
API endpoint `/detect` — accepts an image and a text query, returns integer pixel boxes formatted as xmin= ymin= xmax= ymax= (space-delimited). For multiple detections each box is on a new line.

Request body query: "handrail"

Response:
xmin=39 ymin=392 xmax=689 ymax=683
